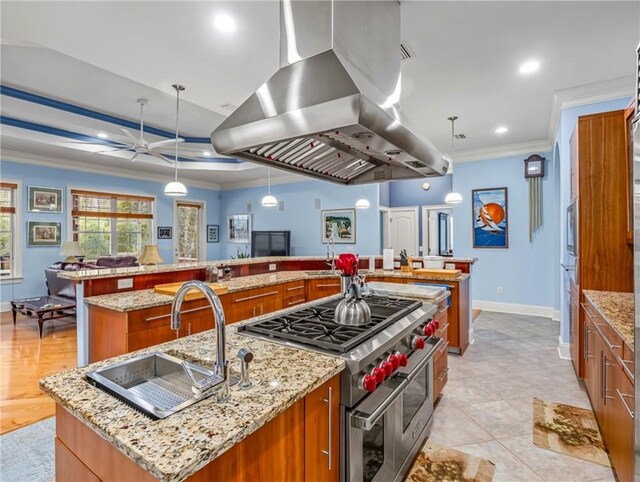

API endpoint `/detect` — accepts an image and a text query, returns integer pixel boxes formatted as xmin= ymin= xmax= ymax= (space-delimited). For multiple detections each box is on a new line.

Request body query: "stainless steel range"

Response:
xmin=238 ymin=293 xmax=444 ymax=482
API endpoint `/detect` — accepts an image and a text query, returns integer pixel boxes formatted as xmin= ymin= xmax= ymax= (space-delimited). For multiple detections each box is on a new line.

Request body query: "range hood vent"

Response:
xmin=211 ymin=0 xmax=450 ymax=185
xmin=400 ymin=41 xmax=415 ymax=60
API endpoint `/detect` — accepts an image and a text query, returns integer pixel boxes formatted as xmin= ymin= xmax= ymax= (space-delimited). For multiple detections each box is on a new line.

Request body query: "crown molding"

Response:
xmin=547 ymin=76 xmax=634 ymax=142
xmin=452 ymin=139 xmax=552 ymax=164
xmin=1 ymin=149 xmax=222 ymax=191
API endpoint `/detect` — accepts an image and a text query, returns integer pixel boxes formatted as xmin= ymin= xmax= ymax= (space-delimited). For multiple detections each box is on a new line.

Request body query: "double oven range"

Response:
xmin=238 ymin=294 xmax=444 ymax=482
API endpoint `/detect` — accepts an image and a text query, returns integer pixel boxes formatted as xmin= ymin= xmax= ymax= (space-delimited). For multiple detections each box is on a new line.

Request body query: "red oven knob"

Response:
xmin=381 ymin=360 xmax=393 ymax=377
xmin=411 ymin=336 xmax=425 ymax=350
xmin=423 ymin=323 xmax=435 ymax=337
xmin=372 ymin=366 xmax=385 ymax=384
xmin=433 ymin=319 xmax=440 ymax=330
xmin=359 ymin=373 xmax=377 ymax=392
xmin=387 ymin=353 xmax=400 ymax=370
xmin=397 ymin=353 xmax=409 ymax=367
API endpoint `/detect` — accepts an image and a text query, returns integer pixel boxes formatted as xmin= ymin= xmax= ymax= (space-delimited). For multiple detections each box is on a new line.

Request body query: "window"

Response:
xmin=0 ymin=182 xmax=19 ymax=278
xmin=176 ymin=201 xmax=203 ymax=262
xmin=71 ymin=189 xmax=154 ymax=260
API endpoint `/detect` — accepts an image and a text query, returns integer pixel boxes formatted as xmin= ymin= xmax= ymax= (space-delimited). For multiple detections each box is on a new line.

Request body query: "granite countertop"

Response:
xmin=40 ymin=326 xmax=345 ymax=482
xmin=85 ymin=270 xmax=467 ymax=312
xmin=58 ymin=256 xmax=478 ymax=281
xmin=583 ymin=290 xmax=634 ymax=347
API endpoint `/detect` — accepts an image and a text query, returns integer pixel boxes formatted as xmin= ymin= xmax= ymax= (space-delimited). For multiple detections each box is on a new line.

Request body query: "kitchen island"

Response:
xmin=40 ymin=313 xmax=345 ymax=482
xmin=57 ymin=255 xmax=475 ymax=366
xmin=84 ymin=269 xmax=468 ymax=363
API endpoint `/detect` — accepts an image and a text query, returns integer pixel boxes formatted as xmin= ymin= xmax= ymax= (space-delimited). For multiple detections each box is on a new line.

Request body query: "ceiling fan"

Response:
xmin=94 ymin=98 xmax=184 ymax=163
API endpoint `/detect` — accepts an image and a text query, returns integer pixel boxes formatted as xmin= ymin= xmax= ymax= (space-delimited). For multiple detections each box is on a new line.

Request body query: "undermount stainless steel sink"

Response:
xmin=87 ymin=352 xmax=231 ymax=419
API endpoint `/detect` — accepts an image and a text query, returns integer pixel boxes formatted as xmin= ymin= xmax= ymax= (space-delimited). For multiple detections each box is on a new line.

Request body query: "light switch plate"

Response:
xmin=269 ymin=263 xmax=277 ymax=271
xmin=394 ymin=261 xmax=400 ymax=268
xmin=445 ymin=263 xmax=455 ymax=270
xmin=117 ymin=278 xmax=133 ymax=289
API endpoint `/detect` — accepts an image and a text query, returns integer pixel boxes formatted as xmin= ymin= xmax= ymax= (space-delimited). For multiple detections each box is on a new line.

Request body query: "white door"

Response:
xmin=174 ymin=200 xmax=205 ymax=263
xmin=387 ymin=208 xmax=419 ymax=256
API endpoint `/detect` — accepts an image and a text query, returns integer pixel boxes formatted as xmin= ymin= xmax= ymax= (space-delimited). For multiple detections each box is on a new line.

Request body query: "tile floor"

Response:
xmin=430 ymin=311 xmax=617 ymax=482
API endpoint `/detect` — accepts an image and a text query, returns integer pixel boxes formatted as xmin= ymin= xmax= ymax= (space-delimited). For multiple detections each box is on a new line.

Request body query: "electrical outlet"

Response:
xmin=269 ymin=263 xmax=277 ymax=271
xmin=497 ymin=286 xmax=503 ymax=295
xmin=117 ymin=278 xmax=133 ymax=290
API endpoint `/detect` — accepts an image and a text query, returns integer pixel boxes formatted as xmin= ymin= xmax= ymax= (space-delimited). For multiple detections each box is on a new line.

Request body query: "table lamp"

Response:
xmin=59 ymin=241 xmax=84 ymax=263
xmin=138 ymin=245 xmax=164 ymax=265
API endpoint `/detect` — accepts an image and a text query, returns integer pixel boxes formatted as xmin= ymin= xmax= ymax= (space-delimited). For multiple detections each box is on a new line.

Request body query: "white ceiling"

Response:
xmin=1 ymin=1 xmax=638 ymax=186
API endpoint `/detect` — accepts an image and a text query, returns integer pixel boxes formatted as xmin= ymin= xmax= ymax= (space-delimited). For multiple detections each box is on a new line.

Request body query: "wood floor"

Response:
xmin=472 ymin=309 xmax=482 ymax=321
xmin=0 ymin=311 xmax=77 ymax=435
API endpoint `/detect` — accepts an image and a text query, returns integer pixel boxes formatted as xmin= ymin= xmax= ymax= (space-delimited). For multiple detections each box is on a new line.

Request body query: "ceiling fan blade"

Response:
xmin=120 ymin=128 xmax=139 ymax=142
xmin=130 ymin=152 xmax=139 ymax=162
xmin=147 ymin=138 xmax=185 ymax=150
xmin=93 ymin=146 xmax=131 ymax=154
xmin=149 ymin=150 xmax=173 ymax=165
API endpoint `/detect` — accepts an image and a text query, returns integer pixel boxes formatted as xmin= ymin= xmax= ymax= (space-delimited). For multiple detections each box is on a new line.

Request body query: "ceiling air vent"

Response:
xmin=220 ymin=103 xmax=237 ymax=112
xmin=454 ymin=133 xmax=467 ymax=140
xmin=406 ymin=160 xmax=427 ymax=169
xmin=400 ymin=41 xmax=414 ymax=60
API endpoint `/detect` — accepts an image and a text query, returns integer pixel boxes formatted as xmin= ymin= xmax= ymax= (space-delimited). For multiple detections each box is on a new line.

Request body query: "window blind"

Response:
xmin=71 ymin=189 xmax=153 ymax=219
xmin=0 ymin=183 xmax=17 ymax=214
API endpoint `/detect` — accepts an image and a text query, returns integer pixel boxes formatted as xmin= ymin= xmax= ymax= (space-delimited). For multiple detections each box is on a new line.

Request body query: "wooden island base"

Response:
xmin=55 ymin=375 xmax=340 ymax=482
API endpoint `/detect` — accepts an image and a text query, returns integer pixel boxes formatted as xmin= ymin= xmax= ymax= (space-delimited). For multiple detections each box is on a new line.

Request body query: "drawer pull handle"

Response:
xmin=321 ymin=386 xmax=333 ymax=470
xmin=234 ymin=291 xmax=279 ymax=303
xmin=287 ymin=285 xmax=304 ymax=291
xmin=594 ymin=324 xmax=622 ymax=351
xmin=437 ymin=367 xmax=449 ymax=382
xmin=617 ymin=356 xmax=635 ymax=381
xmin=580 ymin=302 xmax=595 ymax=320
xmin=437 ymin=306 xmax=448 ymax=315
xmin=437 ymin=323 xmax=450 ymax=334
xmin=316 ymin=283 xmax=340 ymax=288
xmin=287 ymin=298 xmax=306 ymax=306
xmin=145 ymin=305 xmax=209 ymax=322
xmin=617 ymin=388 xmax=634 ymax=419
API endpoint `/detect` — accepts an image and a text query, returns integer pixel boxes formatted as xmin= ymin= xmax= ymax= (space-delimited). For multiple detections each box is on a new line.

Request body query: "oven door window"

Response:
xmin=403 ymin=365 xmax=429 ymax=431
xmin=363 ymin=417 xmax=385 ymax=482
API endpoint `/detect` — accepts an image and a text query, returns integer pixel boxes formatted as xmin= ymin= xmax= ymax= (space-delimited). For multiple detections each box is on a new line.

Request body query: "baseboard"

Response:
xmin=557 ymin=335 xmax=571 ymax=360
xmin=0 ymin=301 xmax=11 ymax=313
xmin=552 ymin=309 xmax=561 ymax=322
xmin=472 ymin=300 xmax=555 ymax=319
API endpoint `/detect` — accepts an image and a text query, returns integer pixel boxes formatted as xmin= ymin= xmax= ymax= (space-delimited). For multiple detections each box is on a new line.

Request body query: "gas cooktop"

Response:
xmin=238 ymin=295 xmax=423 ymax=354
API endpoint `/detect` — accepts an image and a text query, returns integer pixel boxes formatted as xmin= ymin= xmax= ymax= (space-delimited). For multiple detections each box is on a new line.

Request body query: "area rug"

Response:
xmin=0 ymin=416 xmax=55 ymax=482
xmin=404 ymin=441 xmax=496 ymax=482
xmin=532 ymin=397 xmax=610 ymax=467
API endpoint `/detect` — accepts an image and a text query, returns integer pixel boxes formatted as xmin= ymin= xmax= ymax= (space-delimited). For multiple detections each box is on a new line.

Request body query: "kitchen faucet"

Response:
xmin=171 ymin=280 xmax=230 ymax=403
xmin=326 ymin=233 xmax=336 ymax=274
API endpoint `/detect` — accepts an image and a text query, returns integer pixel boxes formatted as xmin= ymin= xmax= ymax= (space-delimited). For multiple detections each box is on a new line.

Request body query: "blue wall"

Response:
xmin=452 ymin=153 xmax=555 ymax=308
xmin=0 ymin=160 xmax=220 ymax=303
xmin=555 ymin=97 xmax=632 ymax=343
xmin=218 ymin=180 xmax=381 ymax=259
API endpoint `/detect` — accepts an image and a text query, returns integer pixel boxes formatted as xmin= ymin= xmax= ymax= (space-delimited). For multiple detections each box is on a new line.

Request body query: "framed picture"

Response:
xmin=157 ymin=226 xmax=172 ymax=240
xmin=27 ymin=221 xmax=61 ymax=246
xmin=322 ymin=209 xmax=356 ymax=244
xmin=28 ymin=186 xmax=63 ymax=213
xmin=228 ymin=215 xmax=251 ymax=243
xmin=207 ymin=224 xmax=219 ymax=243
xmin=472 ymin=187 xmax=508 ymax=248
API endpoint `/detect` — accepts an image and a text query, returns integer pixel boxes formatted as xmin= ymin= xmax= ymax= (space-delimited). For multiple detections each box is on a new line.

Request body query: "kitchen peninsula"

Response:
xmin=59 ymin=256 xmax=475 ymax=366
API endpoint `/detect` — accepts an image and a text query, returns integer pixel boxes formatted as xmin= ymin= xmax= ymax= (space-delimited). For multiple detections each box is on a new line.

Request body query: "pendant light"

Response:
xmin=355 ymin=185 xmax=370 ymax=209
xmin=444 ymin=115 xmax=463 ymax=205
xmin=165 ymin=84 xmax=188 ymax=196
xmin=261 ymin=167 xmax=278 ymax=207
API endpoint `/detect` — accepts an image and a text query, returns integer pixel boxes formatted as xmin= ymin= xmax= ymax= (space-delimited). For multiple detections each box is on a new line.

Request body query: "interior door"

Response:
xmin=388 ymin=209 xmax=418 ymax=256
xmin=175 ymin=201 xmax=203 ymax=263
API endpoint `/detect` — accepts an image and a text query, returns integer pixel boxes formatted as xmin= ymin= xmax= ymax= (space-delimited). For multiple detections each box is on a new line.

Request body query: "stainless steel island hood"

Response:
xmin=211 ymin=0 xmax=450 ymax=185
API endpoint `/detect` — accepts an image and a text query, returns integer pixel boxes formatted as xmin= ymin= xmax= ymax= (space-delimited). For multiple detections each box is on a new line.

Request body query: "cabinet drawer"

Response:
xmin=283 ymin=281 xmax=306 ymax=299
xmin=231 ymin=286 xmax=282 ymax=303
xmin=618 ymin=343 xmax=634 ymax=383
xmin=307 ymin=279 xmax=342 ymax=301
xmin=435 ymin=321 xmax=449 ymax=343
xmin=433 ymin=346 xmax=449 ymax=400
xmin=284 ymin=297 xmax=307 ymax=308
xmin=433 ymin=304 xmax=448 ymax=322
xmin=127 ymin=299 xmax=210 ymax=334
xmin=127 ymin=325 xmax=178 ymax=352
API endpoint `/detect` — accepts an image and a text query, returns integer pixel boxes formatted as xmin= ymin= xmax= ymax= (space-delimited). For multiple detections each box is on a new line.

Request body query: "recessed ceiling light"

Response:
xmin=495 ymin=126 xmax=509 ymax=134
xmin=519 ymin=60 xmax=540 ymax=74
xmin=97 ymin=132 xmax=109 ymax=139
xmin=202 ymin=151 xmax=212 ymax=157
xmin=214 ymin=13 xmax=236 ymax=33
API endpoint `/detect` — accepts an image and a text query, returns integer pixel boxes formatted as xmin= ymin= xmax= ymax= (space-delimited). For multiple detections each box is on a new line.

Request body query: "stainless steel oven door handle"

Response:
xmin=350 ymin=378 xmax=409 ymax=431
xmin=397 ymin=338 xmax=444 ymax=383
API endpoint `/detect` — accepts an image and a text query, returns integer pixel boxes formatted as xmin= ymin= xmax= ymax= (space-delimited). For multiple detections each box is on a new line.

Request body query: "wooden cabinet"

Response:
xmin=283 ymin=281 xmax=307 ymax=309
xmin=224 ymin=286 xmax=283 ymax=324
xmin=581 ymin=299 xmax=634 ymax=482
xmin=55 ymin=374 xmax=341 ymax=482
xmin=433 ymin=301 xmax=450 ymax=400
xmin=304 ymin=375 xmax=341 ymax=482
xmin=88 ymin=298 xmax=215 ymax=363
xmin=307 ymin=279 xmax=342 ymax=301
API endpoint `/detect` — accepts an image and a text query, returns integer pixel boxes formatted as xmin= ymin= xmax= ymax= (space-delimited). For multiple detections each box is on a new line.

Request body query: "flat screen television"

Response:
xmin=251 ymin=231 xmax=291 ymax=257
xmin=567 ymin=202 xmax=577 ymax=256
